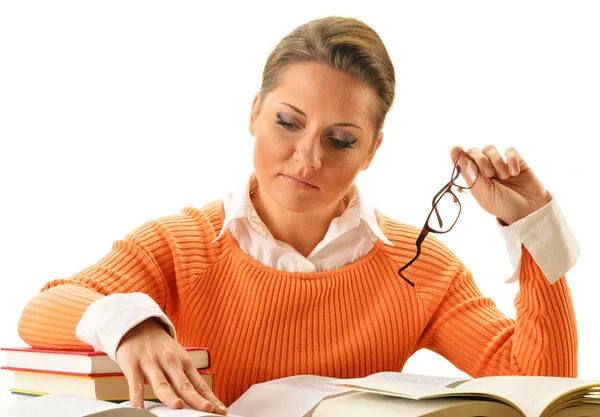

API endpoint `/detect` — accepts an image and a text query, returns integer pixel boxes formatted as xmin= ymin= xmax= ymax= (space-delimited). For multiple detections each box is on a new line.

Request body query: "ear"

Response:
xmin=361 ymin=132 xmax=384 ymax=171
xmin=249 ymin=92 xmax=261 ymax=136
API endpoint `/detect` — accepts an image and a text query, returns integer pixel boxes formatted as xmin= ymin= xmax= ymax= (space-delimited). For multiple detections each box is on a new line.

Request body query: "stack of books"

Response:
xmin=1 ymin=347 xmax=211 ymax=401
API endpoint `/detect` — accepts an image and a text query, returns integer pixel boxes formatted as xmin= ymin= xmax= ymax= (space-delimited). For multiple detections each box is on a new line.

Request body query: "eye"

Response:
xmin=330 ymin=138 xmax=356 ymax=150
xmin=276 ymin=114 xmax=297 ymax=130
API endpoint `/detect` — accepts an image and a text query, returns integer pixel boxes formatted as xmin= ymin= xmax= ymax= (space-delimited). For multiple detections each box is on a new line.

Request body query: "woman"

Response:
xmin=18 ymin=16 xmax=579 ymax=415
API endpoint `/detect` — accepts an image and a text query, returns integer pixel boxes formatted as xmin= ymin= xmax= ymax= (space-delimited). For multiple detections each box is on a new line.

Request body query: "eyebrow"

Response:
xmin=280 ymin=102 xmax=363 ymax=131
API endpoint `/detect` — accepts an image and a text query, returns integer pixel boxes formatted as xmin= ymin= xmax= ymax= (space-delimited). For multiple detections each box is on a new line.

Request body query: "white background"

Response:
xmin=1 ymin=0 xmax=599 ymax=400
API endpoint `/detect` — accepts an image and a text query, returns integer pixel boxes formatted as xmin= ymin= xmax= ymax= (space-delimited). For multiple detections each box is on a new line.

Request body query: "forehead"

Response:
xmin=266 ymin=63 xmax=377 ymax=126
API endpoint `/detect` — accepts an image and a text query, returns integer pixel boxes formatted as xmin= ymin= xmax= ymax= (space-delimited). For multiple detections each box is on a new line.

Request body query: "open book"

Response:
xmin=2 ymin=372 xmax=599 ymax=417
xmin=229 ymin=372 xmax=600 ymax=417
xmin=0 ymin=394 xmax=242 ymax=417
xmin=320 ymin=372 xmax=600 ymax=417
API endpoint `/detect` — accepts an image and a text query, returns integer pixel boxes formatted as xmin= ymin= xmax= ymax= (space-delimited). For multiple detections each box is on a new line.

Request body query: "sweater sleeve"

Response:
xmin=18 ymin=215 xmax=190 ymax=350
xmin=415 ymin=247 xmax=577 ymax=377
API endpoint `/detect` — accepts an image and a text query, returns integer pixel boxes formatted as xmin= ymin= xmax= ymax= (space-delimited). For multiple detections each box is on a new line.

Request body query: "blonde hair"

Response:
xmin=260 ymin=16 xmax=396 ymax=143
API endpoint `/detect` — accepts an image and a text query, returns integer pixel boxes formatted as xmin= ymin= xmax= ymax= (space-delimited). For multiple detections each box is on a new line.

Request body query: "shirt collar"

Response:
xmin=214 ymin=174 xmax=272 ymax=242
xmin=352 ymin=186 xmax=393 ymax=245
xmin=214 ymin=173 xmax=393 ymax=246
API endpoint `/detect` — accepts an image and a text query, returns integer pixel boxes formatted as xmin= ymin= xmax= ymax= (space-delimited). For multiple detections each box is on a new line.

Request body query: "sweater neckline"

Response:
xmin=216 ymin=200 xmax=388 ymax=279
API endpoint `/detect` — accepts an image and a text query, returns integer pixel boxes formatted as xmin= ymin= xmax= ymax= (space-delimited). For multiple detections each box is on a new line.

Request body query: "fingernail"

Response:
xmin=217 ymin=404 xmax=228 ymax=413
xmin=510 ymin=167 xmax=517 ymax=176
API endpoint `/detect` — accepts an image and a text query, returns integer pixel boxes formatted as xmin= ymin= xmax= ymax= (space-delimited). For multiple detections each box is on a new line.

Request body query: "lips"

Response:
xmin=281 ymin=174 xmax=318 ymax=189
xmin=286 ymin=174 xmax=315 ymax=186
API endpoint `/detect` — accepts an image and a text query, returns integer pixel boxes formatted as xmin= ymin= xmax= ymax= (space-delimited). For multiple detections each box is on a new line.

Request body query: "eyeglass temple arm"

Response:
xmin=400 ymin=160 xmax=465 ymax=287
xmin=398 ymin=231 xmax=428 ymax=287
xmin=430 ymin=180 xmax=453 ymax=228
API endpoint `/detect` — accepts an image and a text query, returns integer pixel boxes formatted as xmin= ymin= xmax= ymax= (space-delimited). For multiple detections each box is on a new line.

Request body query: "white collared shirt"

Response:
xmin=76 ymin=175 xmax=580 ymax=361
xmin=213 ymin=175 xmax=392 ymax=273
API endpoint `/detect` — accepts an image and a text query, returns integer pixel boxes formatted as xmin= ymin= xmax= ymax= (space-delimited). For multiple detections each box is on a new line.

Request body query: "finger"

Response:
xmin=505 ymin=147 xmax=528 ymax=176
xmin=125 ymin=366 xmax=147 ymax=409
xmin=164 ymin=365 xmax=215 ymax=413
xmin=449 ymin=145 xmax=463 ymax=164
xmin=144 ymin=364 xmax=185 ymax=409
xmin=185 ymin=366 xmax=228 ymax=415
xmin=481 ymin=145 xmax=510 ymax=179
xmin=453 ymin=151 xmax=479 ymax=187
xmin=467 ymin=147 xmax=495 ymax=179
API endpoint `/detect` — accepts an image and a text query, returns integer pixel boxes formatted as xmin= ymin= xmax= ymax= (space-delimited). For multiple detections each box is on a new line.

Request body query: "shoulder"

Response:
xmin=378 ymin=213 xmax=458 ymax=261
xmin=180 ymin=199 xmax=224 ymax=240
xmin=122 ymin=199 xmax=224 ymax=247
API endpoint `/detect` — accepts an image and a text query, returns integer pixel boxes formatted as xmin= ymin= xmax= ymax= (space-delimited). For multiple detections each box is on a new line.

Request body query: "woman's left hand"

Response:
xmin=451 ymin=145 xmax=551 ymax=226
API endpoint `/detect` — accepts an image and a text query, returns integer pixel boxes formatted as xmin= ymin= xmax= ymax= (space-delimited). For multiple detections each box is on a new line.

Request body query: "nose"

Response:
xmin=293 ymin=134 xmax=322 ymax=171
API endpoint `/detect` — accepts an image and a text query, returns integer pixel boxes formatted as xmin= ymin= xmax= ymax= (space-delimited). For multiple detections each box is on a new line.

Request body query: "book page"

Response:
xmin=455 ymin=376 xmax=600 ymax=417
xmin=0 ymin=394 xmax=134 ymax=417
xmin=136 ymin=401 xmax=244 ymax=417
xmin=0 ymin=396 xmax=243 ymax=417
xmin=334 ymin=375 xmax=600 ymax=417
xmin=332 ymin=378 xmax=456 ymax=400
xmin=313 ymin=391 xmax=523 ymax=417
xmin=228 ymin=375 xmax=349 ymax=417
xmin=365 ymin=372 xmax=470 ymax=388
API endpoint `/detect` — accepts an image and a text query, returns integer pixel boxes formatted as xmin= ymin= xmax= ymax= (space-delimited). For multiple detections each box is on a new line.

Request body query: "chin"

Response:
xmin=262 ymin=178 xmax=324 ymax=214
xmin=270 ymin=190 xmax=320 ymax=214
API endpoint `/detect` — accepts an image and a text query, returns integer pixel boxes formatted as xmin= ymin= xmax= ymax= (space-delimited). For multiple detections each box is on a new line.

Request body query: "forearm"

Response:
xmin=510 ymin=248 xmax=577 ymax=377
xmin=18 ymin=224 xmax=175 ymax=350
xmin=473 ymin=196 xmax=579 ymax=376
xmin=418 ymin=249 xmax=577 ymax=378
xmin=18 ymin=284 xmax=102 ymax=349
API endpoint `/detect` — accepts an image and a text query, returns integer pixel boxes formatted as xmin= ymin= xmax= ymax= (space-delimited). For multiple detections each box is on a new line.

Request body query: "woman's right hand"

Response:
xmin=115 ymin=318 xmax=228 ymax=415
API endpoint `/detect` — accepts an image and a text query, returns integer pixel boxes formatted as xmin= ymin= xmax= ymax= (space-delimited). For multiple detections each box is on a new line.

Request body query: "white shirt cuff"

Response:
xmin=498 ymin=195 xmax=580 ymax=284
xmin=75 ymin=293 xmax=177 ymax=362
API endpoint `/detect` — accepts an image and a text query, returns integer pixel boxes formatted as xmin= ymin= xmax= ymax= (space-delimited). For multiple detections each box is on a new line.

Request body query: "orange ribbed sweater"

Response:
xmin=18 ymin=200 xmax=577 ymax=406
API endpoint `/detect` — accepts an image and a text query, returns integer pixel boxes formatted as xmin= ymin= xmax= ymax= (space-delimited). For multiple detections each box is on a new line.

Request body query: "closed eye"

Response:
xmin=276 ymin=114 xmax=297 ymax=130
xmin=331 ymin=138 xmax=355 ymax=149
xmin=276 ymin=112 xmax=356 ymax=150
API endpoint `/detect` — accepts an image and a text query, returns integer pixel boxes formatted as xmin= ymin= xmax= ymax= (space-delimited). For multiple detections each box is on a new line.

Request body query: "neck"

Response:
xmin=251 ymin=187 xmax=350 ymax=257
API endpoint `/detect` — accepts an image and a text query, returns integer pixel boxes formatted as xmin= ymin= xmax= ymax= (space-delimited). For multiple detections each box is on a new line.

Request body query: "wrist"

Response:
xmin=117 ymin=318 xmax=167 ymax=354
xmin=499 ymin=191 xmax=552 ymax=226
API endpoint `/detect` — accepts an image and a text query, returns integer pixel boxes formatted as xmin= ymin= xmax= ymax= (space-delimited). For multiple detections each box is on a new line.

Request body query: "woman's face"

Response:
xmin=249 ymin=63 xmax=383 ymax=214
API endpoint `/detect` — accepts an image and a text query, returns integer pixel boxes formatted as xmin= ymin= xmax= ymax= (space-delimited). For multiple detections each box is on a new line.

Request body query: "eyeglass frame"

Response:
xmin=397 ymin=150 xmax=479 ymax=287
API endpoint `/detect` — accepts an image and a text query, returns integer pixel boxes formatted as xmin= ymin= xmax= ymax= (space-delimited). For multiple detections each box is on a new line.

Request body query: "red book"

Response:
xmin=1 ymin=347 xmax=210 ymax=375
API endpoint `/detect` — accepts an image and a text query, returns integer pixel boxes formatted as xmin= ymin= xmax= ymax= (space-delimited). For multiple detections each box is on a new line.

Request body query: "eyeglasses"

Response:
xmin=398 ymin=151 xmax=479 ymax=287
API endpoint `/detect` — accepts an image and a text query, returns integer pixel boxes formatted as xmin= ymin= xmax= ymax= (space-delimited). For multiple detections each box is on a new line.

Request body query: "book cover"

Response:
xmin=1 ymin=347 xmax=210 ymax=375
